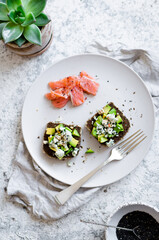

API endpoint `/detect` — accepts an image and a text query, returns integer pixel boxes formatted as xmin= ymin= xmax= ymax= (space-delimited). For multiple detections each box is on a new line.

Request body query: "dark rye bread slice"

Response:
xmin=43 ymin=122 xmax=82 ymax=159
xmin=86 ymin=102 xmax=130 ymax=145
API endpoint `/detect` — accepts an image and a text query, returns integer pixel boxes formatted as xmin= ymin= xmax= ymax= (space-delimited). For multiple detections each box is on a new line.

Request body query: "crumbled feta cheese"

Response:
xmin=67 ymin=160 xmax=73 ymax=167
xmin=55 ymin=134 xmax=61 ymax=140
xmin=102 ymin=119 xmax=108 ymax=127
xmin=53 ymin=137 xmax=58 ymax=143
xmin=96 ymin=124 xmax=104 ymax=135
xmin=55 ymin=149 xmax=65 ymax=159
xmin=112 ymin=130 xmax=117 ymax=135
xmin=57 ymin=141 xmax=63 ymax=146
xmin=63 ymin=145 xmax=68 ymax=151
xmin=51 ymin=127 xmax=73 ymax=150
xmin=59 ymin=125 xmax=65 ymax=131
xmin=65 ymin=130 xmax=72 ymax=142
xmin=106 ymin=113 xmax=117 ymax=123
xmin=55 ymin=116 xmax=62 ymax=122
xmin=49 ymin=142 xmax=58 ymax=149
xmin=97 ymin=124 xmax=103 ymax=129
xmin=106 ymin=139 xmax=115 ymax=147
xmin=72 ymin=148 xmax=79 ymax=157
xmin=108 ymin=128 xmax=113 ymax=134
xmin=43 ymin=140 xmax=48 ymax=144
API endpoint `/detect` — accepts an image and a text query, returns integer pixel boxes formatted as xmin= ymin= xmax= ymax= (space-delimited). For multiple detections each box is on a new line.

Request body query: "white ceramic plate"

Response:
xmin=105 ymin=203 xmax=159 ymax=239
xmin=22 ymin=54 xmax=155 ymax=188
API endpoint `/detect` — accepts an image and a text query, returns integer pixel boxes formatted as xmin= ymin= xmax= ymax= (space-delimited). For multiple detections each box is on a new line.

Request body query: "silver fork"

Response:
xmin=54 ymin=130 xmax=147 ymax=205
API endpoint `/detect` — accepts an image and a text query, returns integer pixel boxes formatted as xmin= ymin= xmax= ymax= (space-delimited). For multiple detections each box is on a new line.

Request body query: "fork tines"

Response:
xmin=117 ymin=130 xmax=147 ymax=155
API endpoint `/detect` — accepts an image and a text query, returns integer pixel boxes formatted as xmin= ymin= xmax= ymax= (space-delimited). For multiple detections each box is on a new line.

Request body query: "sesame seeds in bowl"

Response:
xmin=105 ymin=203 xmax=159 ymax=240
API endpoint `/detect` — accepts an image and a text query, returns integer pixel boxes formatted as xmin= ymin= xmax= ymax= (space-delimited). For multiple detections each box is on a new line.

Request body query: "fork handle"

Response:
xmin=54 ymin=158 xmax=111 ymax=205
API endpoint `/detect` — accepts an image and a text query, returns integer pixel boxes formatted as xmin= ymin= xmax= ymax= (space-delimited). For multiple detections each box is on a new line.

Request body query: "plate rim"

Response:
xmin=21 ymin=53 xmax=155 ymax=188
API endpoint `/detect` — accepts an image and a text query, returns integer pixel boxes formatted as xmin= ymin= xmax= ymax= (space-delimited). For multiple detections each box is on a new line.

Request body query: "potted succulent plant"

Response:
xmin=0 ymin=0 xmax=53 ymax=56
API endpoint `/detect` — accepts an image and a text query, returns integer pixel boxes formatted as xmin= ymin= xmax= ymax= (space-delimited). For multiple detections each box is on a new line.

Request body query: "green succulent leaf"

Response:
xmin=0 ymin=0 xmax=6 ymax=3
xmin=21 ymin=0 xmax=29 ymax=8
xmin=16 ymin=5 xmax=25 ymax=17
xmin=21 ymin=12 xmax=35 ymax=27
xmin=23 ymin=24 xmax=41 ymax=45
xmin=0 ymin=22 xmax=6 ymax=39
xmin=35 ymin=13 xmax=50 ymax=26
xmin=14 ymin=34 xmax=26 ymax=46
xmin=0 ymin=3 xmax=9 ymax=21
xmin=2 ymin=22 xmax=23 ymax=43
xmin=7 ymin=0 xmax=22 ymax=11
xmin=8 ymin=10 xmax=17 ymax=24
xmin=25 ymin=0 xmax=46 ymax=17
xmin=15 ymin=16 xmax=25 ymax=24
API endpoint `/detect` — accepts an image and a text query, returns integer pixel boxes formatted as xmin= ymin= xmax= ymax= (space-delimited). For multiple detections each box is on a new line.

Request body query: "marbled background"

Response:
xmin=0 ymin=0 xmax=159 ymax=239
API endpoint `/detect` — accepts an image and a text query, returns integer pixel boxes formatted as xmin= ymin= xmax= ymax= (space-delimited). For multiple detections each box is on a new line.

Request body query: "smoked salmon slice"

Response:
xmin=79 ymin=76 xmax=99 ymax=95
xmin=51 ymin=97 xmax=70 ymax=108
xmin=51 ymin=88 xmax=70 ymax=99
xmin=49 ymin=78 xmax=67 ymax=90
xmin=70 ymin=86 xmax=85 ymax=106
xmin=80 ymin=71 xmax=94 ymax=80
xmin=45 ymin=92 xmax=54 ymax=100
xmin=49 ymin=76 xmax=79 ymax=90
xmin=45 ymin=71 xmax=99 ymax=108
xmin=45 ymin=88 xmax=70 ymax=100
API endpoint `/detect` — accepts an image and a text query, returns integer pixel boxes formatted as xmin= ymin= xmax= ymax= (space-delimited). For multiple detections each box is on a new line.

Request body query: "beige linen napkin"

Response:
xmin=7 ymin=43 xmax=159 ymax=220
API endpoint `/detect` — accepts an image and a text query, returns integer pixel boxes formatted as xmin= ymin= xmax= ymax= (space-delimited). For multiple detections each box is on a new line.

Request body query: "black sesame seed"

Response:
xmin=116 ymin=211 xmax=159 ymax=240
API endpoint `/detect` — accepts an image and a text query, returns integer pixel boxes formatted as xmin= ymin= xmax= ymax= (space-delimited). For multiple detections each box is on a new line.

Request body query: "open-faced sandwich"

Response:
xmin=86 ymin=102 xmax=130 ymax=147
xmin=43 ymin=122 xmax=81 ymax=160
